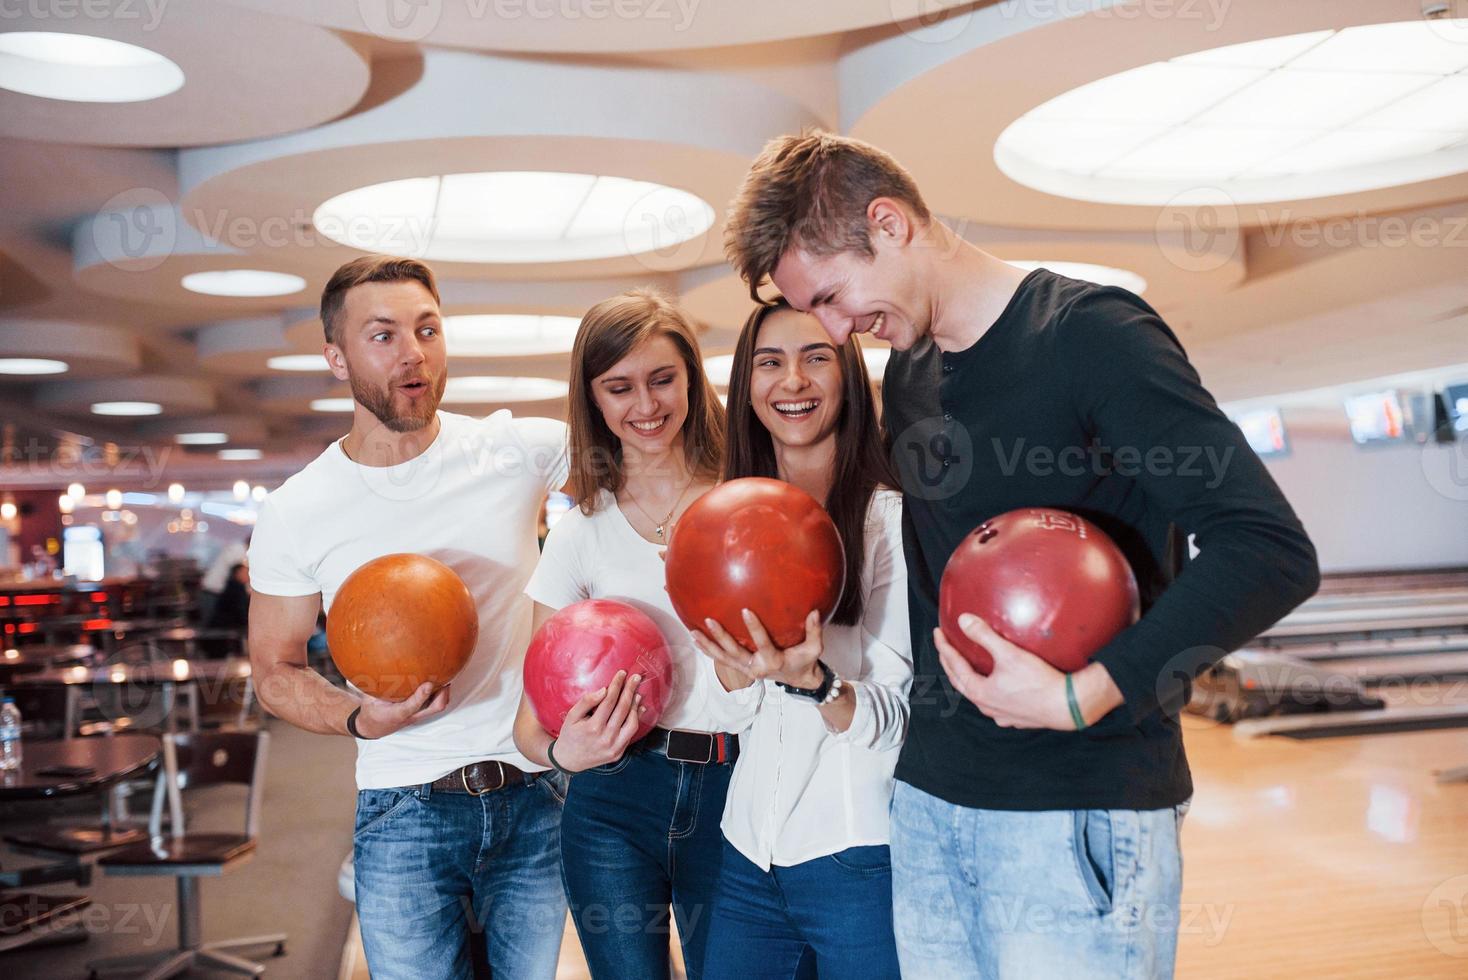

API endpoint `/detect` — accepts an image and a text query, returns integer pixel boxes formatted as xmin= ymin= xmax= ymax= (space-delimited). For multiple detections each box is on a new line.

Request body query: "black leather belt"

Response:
xmin=428 ymin=761 xmax=542 ymax=796
xmin=637 ymin=727 xmax=739 ymax=765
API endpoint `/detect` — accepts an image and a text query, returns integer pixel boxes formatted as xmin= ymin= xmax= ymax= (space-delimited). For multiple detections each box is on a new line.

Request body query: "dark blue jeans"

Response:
xmin=560 ymin=749 xmax=733 ymax=980
xmin=703 ymin=839 xmax=901 ymax=980
xmin=353 ymin=776 xmax=568 ymax=980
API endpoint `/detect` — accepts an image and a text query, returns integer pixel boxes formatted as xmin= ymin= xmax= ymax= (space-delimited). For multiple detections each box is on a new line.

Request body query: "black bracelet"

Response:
xmin=346 ymin=706 xmax=370 ymax=740
xmin=547 ymin=739 xmax=581 ymax=776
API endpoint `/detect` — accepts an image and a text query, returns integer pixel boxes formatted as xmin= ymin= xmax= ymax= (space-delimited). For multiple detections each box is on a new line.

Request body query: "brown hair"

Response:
xmin=320 ymin=255 xmax=441 ymax=345
xmin=567 ymin=289 xmax=725 ymax=514
xmin=724 ymin=131 xmax=932 ymax=303
xmin=723 ymin=299 xmax=899 ymax=627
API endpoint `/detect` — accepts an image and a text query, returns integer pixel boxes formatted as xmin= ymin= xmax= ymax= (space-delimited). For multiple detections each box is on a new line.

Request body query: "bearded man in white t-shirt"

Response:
xmin=248 ymin=255 xmax=570 ymax=980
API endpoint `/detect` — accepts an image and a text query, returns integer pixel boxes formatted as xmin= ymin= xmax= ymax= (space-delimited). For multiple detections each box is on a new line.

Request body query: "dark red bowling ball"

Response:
xmin=938 ymin=508 xmax=1139 ymax=674
xmin=523 ymin=599 xmax=673 ymax=739
xmin=665 ymin=477 xmax=844 ymax=651
xmin=327 ymin=553 xmax=478 ymax=701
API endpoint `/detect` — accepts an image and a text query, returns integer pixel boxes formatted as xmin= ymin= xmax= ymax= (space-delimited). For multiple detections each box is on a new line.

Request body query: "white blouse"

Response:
xmin=720 ymin=489 xmax=913 ymax=870
xmin=525 ymin=488 xmax=762 ymax=734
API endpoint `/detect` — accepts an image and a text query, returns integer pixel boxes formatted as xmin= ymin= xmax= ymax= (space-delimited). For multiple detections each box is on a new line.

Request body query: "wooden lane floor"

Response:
xmin=1177 ymin=716 xmax=1468 ymax=977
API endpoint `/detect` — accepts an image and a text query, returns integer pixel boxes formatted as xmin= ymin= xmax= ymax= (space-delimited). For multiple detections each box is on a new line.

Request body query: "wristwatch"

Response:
xmin=776 ymin=660 xmax=841 ymax=704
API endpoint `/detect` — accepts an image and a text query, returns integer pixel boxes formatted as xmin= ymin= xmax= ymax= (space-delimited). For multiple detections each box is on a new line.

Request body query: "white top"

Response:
xmin=525 ymin=488 xmax=762 ymax=734
xmin=247 ymin=410 xmax=568 ymax=790
xmin=201 ymin=540 xmax=247 ymax=593
xmin=721 ymin=489 xmax=912 ymax=871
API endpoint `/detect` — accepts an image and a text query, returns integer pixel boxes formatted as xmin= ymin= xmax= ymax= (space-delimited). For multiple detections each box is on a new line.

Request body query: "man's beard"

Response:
xmin=348 ymin=370 xmax=446 ymax=433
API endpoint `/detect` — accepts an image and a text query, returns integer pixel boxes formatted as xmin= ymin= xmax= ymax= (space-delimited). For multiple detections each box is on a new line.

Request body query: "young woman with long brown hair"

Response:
xmin=513 ymin=289 xmax=757 ymax=980
xmin=692 ymin=298 xmax=911 ymax=979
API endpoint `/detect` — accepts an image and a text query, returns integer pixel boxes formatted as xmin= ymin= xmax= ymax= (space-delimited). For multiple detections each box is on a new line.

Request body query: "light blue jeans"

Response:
xmin=353 ymin=776 xmax=568 ymax=980
xmin=890 ymin=781 xmax=1187 ymax=979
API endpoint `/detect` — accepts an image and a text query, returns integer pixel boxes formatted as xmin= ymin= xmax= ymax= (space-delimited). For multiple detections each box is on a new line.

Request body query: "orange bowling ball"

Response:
xmin=327 ymin=553 xmax=478 ymax=701
xmin=665 ymin=477 xmax=844 ymax=651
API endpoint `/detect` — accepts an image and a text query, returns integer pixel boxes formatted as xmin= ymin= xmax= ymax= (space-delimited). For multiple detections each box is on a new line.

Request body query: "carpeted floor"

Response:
xmin=0 ymin=721 xmax=357 ymax=978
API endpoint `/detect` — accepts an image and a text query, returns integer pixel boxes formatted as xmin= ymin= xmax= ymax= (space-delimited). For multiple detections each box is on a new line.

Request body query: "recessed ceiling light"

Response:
xmin=266 ymin=354 xmax=328 ymax=372
xmin=313 ymin=172 xmax=716 ymax=264
xmin=92 ymin=401 xmax=161 ymax=416
xmin=310 ymin=398 xmax=356 ymax=413
xmin=174 ymin=432 xmax=229 ymax=445
xmin=0 ymin=32 xmax=184 ymax=103
xmin=995 ymin=21 xmax=1468 ymax=204
xmin=442 ymin=377 xmax=569 ymax=403
xmin=181 ymin=270 xmax=306 ymax=297
xmin=0 ymin=357 xmax=68 ymax=375
xmin=218 ymin=448 xmax=263 ymax=461
xmin=446 ymin=315 xmax=582 ymax=356
xmin=705 ymin=348 xmax=891 ymax=387
xmin=1009 ymin=262 xmax=1147 ymax=294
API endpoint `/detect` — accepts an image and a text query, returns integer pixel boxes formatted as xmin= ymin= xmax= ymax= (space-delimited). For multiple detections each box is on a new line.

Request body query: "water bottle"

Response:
xmin=0 ymin=697 xmax=21 ymax=771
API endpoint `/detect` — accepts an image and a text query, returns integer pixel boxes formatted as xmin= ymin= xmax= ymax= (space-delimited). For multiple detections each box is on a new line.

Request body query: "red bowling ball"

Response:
xmin=523 ymin=599 xmax=673 ymax=739
xmin=665 ymin=477 xmax=844 ymax=651
xmin=938 ymin=508 xmax=1139 ymax=675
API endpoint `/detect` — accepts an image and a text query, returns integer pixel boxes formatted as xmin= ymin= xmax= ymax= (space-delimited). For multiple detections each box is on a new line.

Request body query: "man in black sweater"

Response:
xmin=724 ymin=132 xmax=1319 ymax=978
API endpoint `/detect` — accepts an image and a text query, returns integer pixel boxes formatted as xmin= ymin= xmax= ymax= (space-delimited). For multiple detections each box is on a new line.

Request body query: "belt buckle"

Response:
xmin=667 ymin=729 xmax=713 ymax=764
xmin=461 ymin=762 xmax=505 ymax=796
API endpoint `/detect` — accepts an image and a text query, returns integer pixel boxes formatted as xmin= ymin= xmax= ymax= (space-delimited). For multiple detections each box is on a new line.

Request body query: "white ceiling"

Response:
xmin=2 ymin=0 xmax=1468 ymax=490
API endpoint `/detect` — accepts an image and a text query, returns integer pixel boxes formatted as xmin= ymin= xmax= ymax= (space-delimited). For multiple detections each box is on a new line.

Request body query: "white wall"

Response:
xmin=1261 ymin=432 xmax=1468 ymax=573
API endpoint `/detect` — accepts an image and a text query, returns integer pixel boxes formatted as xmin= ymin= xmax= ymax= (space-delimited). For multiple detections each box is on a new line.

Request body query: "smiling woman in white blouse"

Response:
xmin=691 ymin=299 xmax=911 ymax=979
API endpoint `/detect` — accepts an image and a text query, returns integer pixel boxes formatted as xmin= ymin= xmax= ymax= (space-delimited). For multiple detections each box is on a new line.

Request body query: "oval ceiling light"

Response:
xmin=310 ymin=397 xmax=356 ymax=413
xmin=1009 ymin=262 xmax=1147 ymax=295
xmin=446 ymin=315 xmax=582 ymax=356
xmin=995 ymin=20 xmax=1468 ymax=205
xmin=266 ymin=354 xmax=328 ymax=372
xmin=0 ymin=357 xmax=68 ymax=375
xmin=92 ymin=400 xmax=161 ymax=416
xmin=174 ymin=432 xmax=229 ymax=445
xmin=181 ymin=270 xmax=306 ymax=297
xmin=0 ymin=31 xmax=184 ymax=103
xmin=313 ymin=172 xmax=716 ymax=264
xmin=218 ymin=448 xmax=263 ymax=461
xmin=442 ymin=376 xmax=569 ymax=403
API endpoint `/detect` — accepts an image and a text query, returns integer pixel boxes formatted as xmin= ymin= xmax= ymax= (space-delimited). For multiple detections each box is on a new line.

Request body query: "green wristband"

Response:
xmin=1065 ymin=674 xmax=1088 ymax=732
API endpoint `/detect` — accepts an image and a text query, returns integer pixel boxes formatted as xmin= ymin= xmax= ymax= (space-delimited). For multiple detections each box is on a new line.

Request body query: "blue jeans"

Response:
xmin=890 ymin=781 xmax=1187 ymax=979
xmin=704 ymin=839 xmax=901 ymax=980
xmin=560 ymin=749 xmax=733 ymax=980
xmin=353 ymin=775 xmax=568 ymax=980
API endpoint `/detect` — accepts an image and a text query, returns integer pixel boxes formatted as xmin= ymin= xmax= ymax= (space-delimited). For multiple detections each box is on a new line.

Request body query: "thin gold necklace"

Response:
xmin=624 ymin=473 xmax=695 ymax=542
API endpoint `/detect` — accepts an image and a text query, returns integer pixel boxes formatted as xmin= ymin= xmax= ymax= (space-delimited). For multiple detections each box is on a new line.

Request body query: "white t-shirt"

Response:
xmin=721 ymin=489 xmax=912 ymax=870
xmin=525 ymin=488 xmax=761 ymax=734
xmin=247 ymin=410 xmax=568 ymax=790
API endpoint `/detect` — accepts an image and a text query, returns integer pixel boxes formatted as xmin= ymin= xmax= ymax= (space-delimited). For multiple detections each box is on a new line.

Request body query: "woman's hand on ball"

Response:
xmin=692 ymin=609 xmax=824 ymax=689
xmin=551 ymin=670 xmax=646 ymax=772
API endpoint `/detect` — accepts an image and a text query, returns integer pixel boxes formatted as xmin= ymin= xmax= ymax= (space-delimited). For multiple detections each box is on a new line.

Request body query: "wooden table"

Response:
xmin=6 ymin=659 xmax=252 ymax=734
xmin=0 ymin=735 xmax=162 ymax=890
xmin=0 ymin=734 xmax=160 ymax=802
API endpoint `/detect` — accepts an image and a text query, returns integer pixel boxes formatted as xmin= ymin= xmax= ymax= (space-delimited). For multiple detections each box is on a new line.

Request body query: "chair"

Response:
xmin=87 ymin=731 xmax=287 ymax=979
xmin=0 ymin=890 xmax=91 ymax=953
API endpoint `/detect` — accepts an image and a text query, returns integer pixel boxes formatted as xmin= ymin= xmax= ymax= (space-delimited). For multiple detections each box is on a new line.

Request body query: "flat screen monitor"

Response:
xmin=1343 ymin=390 xmax=1407 ymax=446
xmin=1444 ymin=382 xmax=1468 ymax=436
xmin=1233 ymin=407 xmax=1289 ymax=458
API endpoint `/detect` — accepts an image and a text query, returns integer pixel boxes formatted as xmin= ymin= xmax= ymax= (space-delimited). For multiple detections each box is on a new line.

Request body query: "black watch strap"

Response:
xmin=347 ymin=706 xmax=371 ymax=739
xmin=776 ymin=660 xmax=835 ymax=701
